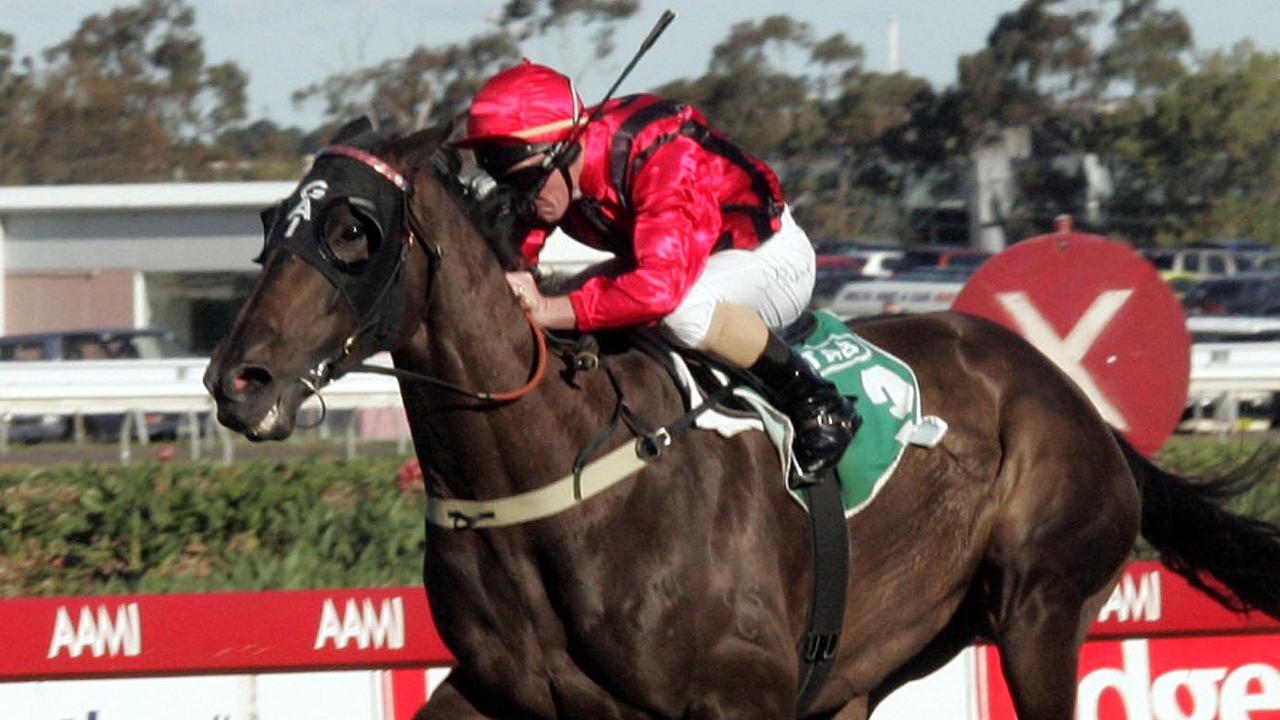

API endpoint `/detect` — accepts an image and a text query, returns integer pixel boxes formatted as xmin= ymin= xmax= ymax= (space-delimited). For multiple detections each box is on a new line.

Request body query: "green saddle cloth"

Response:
xmin=789 ymin=310 xmax=944 ymax=516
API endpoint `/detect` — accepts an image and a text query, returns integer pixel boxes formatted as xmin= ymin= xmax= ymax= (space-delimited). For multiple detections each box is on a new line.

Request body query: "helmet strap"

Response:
xmin=548 ymin=141 xmax=582 ymax=198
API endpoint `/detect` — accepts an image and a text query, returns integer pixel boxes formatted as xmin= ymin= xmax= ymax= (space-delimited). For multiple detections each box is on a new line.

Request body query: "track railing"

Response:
xmin=0 ymin=340 xmax=1278 ymax=462
xmin=0 ymin=355 xmax=405 ymax=462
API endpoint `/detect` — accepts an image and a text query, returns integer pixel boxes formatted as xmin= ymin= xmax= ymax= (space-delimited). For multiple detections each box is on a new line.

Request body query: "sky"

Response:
xmin=9 ymin=1 xmax=1280 ymax=128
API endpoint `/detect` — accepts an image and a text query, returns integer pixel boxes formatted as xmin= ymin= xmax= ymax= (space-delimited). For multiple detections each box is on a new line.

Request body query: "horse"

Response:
xmin=204 ymin=120 xmax=1280 ymax=719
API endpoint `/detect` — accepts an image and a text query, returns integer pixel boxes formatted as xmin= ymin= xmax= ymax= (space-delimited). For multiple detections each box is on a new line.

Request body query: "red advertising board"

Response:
xmin=954 ymin=220 xmax=1191 ymax=456
xmin=0 ymin=587 xmax=453 ymax=680
xmin=1093 ymin=561 xmax=1279 ymax=639
xmin=3 ymin=561 xmax=1276 ymax=720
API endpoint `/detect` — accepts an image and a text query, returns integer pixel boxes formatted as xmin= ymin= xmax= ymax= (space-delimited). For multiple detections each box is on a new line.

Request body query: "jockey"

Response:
xmin=454 ymin=60 xmax=858 ymax=477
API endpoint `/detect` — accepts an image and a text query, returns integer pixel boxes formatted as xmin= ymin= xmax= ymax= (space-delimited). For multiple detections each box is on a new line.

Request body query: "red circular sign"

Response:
xmin=953 ymin=227 xmax=1190 ymax=456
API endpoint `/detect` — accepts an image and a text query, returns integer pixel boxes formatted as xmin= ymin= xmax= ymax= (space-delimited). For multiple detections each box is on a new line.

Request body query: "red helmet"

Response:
xmin=456 ymin=60 xmax=584 ymax=149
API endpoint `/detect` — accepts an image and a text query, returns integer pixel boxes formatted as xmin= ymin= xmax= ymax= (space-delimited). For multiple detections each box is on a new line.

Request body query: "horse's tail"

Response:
xmin=1115 ymin=430 xmax=1280 ymax=619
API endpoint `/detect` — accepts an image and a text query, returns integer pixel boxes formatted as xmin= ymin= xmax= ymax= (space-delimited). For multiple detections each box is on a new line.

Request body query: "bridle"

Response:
xmin=294 ymin=143 xmax=549 ymax=410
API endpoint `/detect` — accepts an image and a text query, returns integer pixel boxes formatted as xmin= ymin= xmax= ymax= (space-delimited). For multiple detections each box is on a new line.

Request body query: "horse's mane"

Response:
xmin=334 ymin=117 xmax=528 ymax=271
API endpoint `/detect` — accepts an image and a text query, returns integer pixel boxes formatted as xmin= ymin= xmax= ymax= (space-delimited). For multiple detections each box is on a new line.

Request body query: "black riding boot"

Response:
xmin=747 ymin=332 xmax=860 ymax=476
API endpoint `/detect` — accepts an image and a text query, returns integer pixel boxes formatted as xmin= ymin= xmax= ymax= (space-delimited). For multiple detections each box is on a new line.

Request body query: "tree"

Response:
xmin=201 ymin=119 xmax=310 ymax=181
xmin=801 ymin=71 xmax=932 ymax=240
xmin=655 ymin=16 xmax=814 ymax=155
xmin=4 ymin=0 xmax=254 ymax=183
xmin=885 ymin=0 xmax=1206 ymax=242
xmin=292 ymin=33 xmax=521 ymax=136
xmin=952 ymin=0 xmax=1098 ymax=148
xmin=496 ymin=0 xmax=639 ymax=60
xmin=0 ymin=32 xmax=34 ymax=184
xmin=1097 ymin=42 xmax=1280 ymax=244
xmin=651 ymin=16 xmax=928 ymax=241
xmin=294 ymin=0 xmax=640 ymax=134
xmin=1098 ymin=0 xmax=1193 ymax=96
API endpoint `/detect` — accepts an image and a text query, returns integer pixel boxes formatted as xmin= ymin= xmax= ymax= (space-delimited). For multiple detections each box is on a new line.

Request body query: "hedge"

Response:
xmin=0 ymin=455 xmax=426 ymax=597
xmin=0 ymin=438 xmax=1277 ymax=597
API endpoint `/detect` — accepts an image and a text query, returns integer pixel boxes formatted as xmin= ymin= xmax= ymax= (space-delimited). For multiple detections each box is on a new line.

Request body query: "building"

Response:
xmin=0 ymin=183 xmax=610 ymax=354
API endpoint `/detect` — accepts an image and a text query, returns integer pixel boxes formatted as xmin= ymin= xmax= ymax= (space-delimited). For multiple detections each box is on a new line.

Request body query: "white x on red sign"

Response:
xmin=953 ymin=229 xmax=1191 ymax=455
xmin=995 ymin=290 xmax=1134 ymax=431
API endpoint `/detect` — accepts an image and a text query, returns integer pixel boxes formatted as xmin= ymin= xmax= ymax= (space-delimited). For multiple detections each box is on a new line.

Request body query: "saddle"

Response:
xmin=622 ymin=311 xmax=948 ymax=503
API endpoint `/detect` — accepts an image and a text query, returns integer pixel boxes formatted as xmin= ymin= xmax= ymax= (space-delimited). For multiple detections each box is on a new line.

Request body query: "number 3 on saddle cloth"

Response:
xmin=671 ymin=310 xmax=949 ymax=516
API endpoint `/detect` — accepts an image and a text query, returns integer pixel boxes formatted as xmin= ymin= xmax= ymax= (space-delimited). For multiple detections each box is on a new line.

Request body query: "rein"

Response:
xmin=350 ymin=300 xmax=550 ymax=404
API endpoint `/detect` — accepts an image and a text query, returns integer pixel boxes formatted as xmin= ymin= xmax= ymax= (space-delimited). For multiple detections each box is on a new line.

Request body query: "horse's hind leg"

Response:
xmin=989 ymin=577 xmax=1101 ymax=719
xmin=986 ymin=437 xmax=1139 ymax=718
xmin=990 ymin=567 xmax=1128 ymax=719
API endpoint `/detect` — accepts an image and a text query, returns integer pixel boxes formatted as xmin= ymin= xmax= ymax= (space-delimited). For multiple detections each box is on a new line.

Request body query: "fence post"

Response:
xmin=1214 ymin=390 xmax=1240 ymax=441
xmin=187 ymin=411 xmax=202 ymax=461
xmin=396 ymin=407 xmax=411 ymax=456
xmin=133 ymin=409 xmax=149 ymax=447
xmin=118 ymin=412 xmax=133 ymax=464
xmin=214 ymin=422 xmax=235 ymax=465
xmin=345 ymin=410 xmax=359 ymax=460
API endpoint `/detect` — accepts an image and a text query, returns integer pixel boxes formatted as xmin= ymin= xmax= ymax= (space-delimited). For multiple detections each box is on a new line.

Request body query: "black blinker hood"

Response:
xmin=259 ymin=149 xmax=410 ymax=358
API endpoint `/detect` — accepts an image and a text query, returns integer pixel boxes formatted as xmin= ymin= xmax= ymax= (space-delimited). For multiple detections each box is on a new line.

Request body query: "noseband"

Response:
xmin=294 ymin=144 xmax=549 ymax=407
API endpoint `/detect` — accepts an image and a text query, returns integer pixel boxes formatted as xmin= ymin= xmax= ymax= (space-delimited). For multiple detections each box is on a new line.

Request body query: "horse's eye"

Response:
xmin=323 ymin=206 xmax=376 ymax=268
xmin=340 ymin=223 xmax=365 ymax=243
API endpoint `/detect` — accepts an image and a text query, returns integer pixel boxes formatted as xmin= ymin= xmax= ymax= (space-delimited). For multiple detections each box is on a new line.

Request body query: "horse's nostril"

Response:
xmin=227 ymin=364 xmax=273 ymax=396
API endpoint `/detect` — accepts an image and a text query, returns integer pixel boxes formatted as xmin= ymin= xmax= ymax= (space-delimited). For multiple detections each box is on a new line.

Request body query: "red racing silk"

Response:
xmin=520 ymin=94 xmax=786 ymax=331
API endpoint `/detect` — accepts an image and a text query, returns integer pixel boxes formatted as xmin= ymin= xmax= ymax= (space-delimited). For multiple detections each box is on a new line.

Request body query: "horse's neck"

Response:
xmin=395 ymin=215 xmax=617 ymax=502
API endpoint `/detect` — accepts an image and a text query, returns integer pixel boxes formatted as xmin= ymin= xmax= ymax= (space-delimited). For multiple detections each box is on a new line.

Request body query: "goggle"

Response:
xmin=497 ymin=164 xmax=553 ymax=193
xmin=473 ymin=140 xmax=559 ymax=213
xmin=473 ymin=140 xmax=554 ymax=179
xmin=473 ymin=136 xmax=582 ymax=223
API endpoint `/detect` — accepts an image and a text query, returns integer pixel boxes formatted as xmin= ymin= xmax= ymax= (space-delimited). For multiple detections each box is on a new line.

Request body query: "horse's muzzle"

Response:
xmin=204 ymin=356 xmax=300 ymax=441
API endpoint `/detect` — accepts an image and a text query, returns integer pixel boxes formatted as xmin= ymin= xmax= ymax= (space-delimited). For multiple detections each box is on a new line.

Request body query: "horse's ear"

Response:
xmin=329 ymin=116 xmax=376 ymax=145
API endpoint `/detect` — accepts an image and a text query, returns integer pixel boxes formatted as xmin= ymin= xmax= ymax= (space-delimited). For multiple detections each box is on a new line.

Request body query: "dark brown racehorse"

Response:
xmin=205 ymin=122 xmax=1280 ymax=719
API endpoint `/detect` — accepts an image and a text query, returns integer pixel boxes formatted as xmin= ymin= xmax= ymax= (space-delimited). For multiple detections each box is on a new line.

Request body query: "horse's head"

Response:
xmin=205 ymin=118 xmax=441 ymax=439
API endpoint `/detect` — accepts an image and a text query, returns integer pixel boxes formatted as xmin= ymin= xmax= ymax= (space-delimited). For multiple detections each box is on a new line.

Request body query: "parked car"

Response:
xmin=5 ymin=413 xmax=69 ymax=445
xmin=1181 ymin=272 xmax=1280 ymax=316
xmin=892 ymin=266 xmax=979 ymax=283
xmin=1162 ymin=270 xmax=1200 ymax=300
xmin=0 ymin=327 xmax=190 ymax=362
xmin=889 ymin=245 xmax=992 ymax=276
xmin=1212 ymin=238 xmax=1272 ymax=253
xmin=1186 ymin=315 xmax=1280 ymax=343
xmin=826 ymin=274 xmax=965 ymax=319
xmin=1142 ymin=246 xmax=1253 ymax=281
xmin=1246 ymin=251 xmax=1280 ymax=272
xmin=0 ymin=327 xmax=195 ymax=443
xmin=840 ymin=246 xmax=905 ymax=279
xmin=811 ymin=255 xmax=869 ymax=308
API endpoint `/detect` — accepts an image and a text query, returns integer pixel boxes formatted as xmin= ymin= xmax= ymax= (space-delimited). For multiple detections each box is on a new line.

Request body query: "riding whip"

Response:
xmin=540 ymin=9 xmax=676 ymax=172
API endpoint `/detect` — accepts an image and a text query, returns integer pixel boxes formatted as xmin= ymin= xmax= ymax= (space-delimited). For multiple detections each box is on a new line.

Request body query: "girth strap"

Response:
xmin=796 ymin=468 xmax=850 ymax=713
xmin=426 ymin=439 xmax=649 ymax=529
